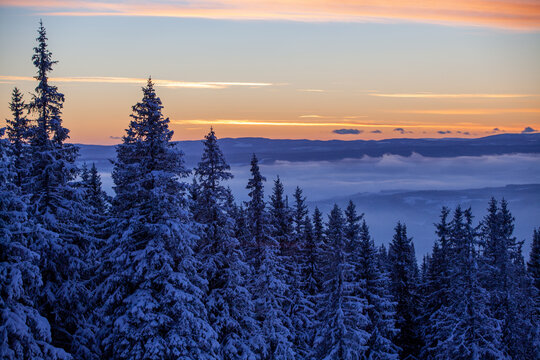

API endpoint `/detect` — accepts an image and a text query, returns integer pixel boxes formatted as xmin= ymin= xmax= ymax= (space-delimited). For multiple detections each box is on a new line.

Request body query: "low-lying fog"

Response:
xmin=97 ymin=153 xmax=540 ymax=257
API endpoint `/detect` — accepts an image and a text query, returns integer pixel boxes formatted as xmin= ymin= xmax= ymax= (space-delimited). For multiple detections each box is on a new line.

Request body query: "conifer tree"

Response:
xmin=313 ymin=207 xmax=325 ymax=245
xmin=5 ymin=87 xmax=30 ymax=187
xmin=96 ymin=79 xmax=217 ymax=359
xmin=292 ymin=186 xmax=308 ymax=241
xmin=0 ymin=129 xmax=70 ymax=360
xmin=357 ymin=220 xmax=399 ymax=359
xmin=429 ymin=207 xmax=505 ymax=359
xmin=26 ymin=21 xmax=95 ymax=358
xmin=480 ymin=199 xmax=536 ymax=358
xmin=314 ymin=204 xmax=369 ymax=359
xmin=194 ymin=128 xmax=258 ymax=359
xmin=388 ymin=222 xmax=422 ymax=358
xmin=529 ymin=228 xmax=540 ymax=295
xmin=422 ymin=207 xmax=452 ymax=358
xmin=246 ymin=154 xmax=267 ymax=265
xmin=246 ymin=156 xmax=294 ymax=359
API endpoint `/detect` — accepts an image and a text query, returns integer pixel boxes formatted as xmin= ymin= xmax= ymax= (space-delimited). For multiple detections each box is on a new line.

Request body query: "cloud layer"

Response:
xmin=3 ymin=0 xmax=540 ymax=30
xmin=0 ymin=75 xmax=273 ymax=89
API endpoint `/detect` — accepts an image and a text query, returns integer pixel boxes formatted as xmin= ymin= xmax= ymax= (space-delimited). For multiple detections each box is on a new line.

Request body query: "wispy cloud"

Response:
xmin=172 ymin=119 xmax=378 ymax=127
xmin=399 ymin=108 xmax=540 ymax=115
xmin=369 ymin=93 xmax=538 ymax=99
xmin=437 ymin=130 xmax=452 ymax=134
xmin=298 ymin=89 xmax=326 ymax=93
xmin=371 ymin=130 xmax=382 ymax=134
xmin=298 ymin=115 xmax=367 ymax=119
xmin=0 ymin=75 xmax=273 ymax=89
xmin=2 ymin=0 xmax=540 ymax=30
xmin=172 ymin=119 xmax=466 ymax=129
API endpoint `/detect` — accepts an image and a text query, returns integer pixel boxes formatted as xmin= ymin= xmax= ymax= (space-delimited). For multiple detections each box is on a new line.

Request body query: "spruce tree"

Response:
xmin=480 ymin=198 xmax=537 ymax=358
xmin=292 ymin=186 xmax=308 ymax=241
xmin=529 ymin=228 xmax=540 ymax=295
xmin=0 ymin=129 xmax=70 ymax=360
xmin=5 ymin=87 xmax=30 ymax=188
xmin=194 ymin=128 xmax=258 ymax=359
xmin=26 ymin=21 xmax=95 ymax=358
xmin=314 ymin=204 xmax=369 ymax=359
xmin=96 ymin=79 xmax=217 ymax=359
xmin=313 ymin=207 xmax=324 ymax=246
xmin=357 ymin=220 xmax=399 ymax=359
xmin=429 ymin=207 xmax=505 ymax=359
xmin=388 ymin=222 xmax=422 ymax=359
xmin=422 ymin=207 xmax=452 ymax=358
xmin=246 ymin=156 xmax=294 ymax=359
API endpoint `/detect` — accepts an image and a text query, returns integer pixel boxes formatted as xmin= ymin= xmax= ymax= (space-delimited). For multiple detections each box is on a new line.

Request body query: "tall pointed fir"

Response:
xmin=480 ymin=198 xmax=536 ymax=358
xmin=428 ymin=207 xmax=505 ymax=359
xmin=5 ymin=87 xmax=30 ymax=188
xmin=421 ymin=207 xmax=453 ymax=358
xmin=25 ymin=21 xmax=95 ymax=358
xmin=387 ymin=222 xmax=422 ymax=359
xmin=314 ymin=204 xmax=370 ymax=359
xmin=0 ymin=129 xmax=70 ymax=359
xmin=246 ymin=155 xmax=294 ymax=359
xmin=290 ymin=187 xmax=317 ymax=357
xmin=96 ymin=79 xmax=217 ymax=359
xmin=529 ymin=228 xmax=540 ymax=297
xmin=357 ymin=220 xmax=399 ymax=359
xmin=194 ymin=128 xmax=258 ymax=359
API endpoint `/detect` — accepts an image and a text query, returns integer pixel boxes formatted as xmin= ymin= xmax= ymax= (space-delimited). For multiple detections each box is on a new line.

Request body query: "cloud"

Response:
xmin=522 ymin=126 xmax=538 ymax=133
xmin=173 ymin=119 xmax=427 ymax=129
xmin=298 ymin=89 xmax=325 ymax=93
xmin=0 ymin=75 xmax=273 ymax=90
xmin=437 ymin=130 xmax=452 ymax=134
xmin=493 ymin=128 xmax=500 ymax=132
xmin=371 ymin=130 xmax=382 ymax=134
xmin=393 ymin=128 xmax=413 ymax=134
xmin=399 ymin=108 xmax=540 ymax=115
xmin=3 ymin=0 xmax=540 ymax=30
xmin=333 ymin=129 xmax=362 ymax=135
xmin=109 ymin=136 xmax=122 ymax=140
xmin=369 ymin=93 xmax=537 ymax=99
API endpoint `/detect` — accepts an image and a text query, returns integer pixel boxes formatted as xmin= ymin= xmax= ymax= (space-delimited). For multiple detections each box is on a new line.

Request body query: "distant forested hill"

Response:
xmin=78 ymin=133 xmax=540 ymax=171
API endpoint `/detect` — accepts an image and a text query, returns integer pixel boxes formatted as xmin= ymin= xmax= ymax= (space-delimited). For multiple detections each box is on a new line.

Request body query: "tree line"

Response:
xmin=1 ymin=22 xmax=539 ymax=360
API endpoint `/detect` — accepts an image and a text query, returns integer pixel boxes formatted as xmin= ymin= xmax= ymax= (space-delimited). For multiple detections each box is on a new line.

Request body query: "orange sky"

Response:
xmin=1 ymin=1 xmax=539 ymax=144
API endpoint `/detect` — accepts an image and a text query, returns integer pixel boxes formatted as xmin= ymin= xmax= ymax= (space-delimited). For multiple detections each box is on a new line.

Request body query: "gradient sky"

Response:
xmin=1 ymin=1 xmax=539 ymax=144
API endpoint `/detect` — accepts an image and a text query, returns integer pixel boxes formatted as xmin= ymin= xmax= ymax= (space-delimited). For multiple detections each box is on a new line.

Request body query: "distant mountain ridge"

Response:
xmin=77 ymin=133 xmax=540 ymax=170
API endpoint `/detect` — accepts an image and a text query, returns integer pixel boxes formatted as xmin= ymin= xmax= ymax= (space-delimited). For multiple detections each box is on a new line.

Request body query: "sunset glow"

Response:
xmin=1 ymin=1 xmax=539 ymax=144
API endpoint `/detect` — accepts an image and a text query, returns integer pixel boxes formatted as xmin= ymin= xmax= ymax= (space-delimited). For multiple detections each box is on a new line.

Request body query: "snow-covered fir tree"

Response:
xmin=387 ymin=222 xmax=422 ymax=359
xmin=246 ymin=156 xmax=294 ymax=359
xmin=96 ymin=79 xmax=217 ymax=359
xmin=194 ymin=128 xmax=259 ymax=359
xmin=314 ymin=204 xmax=370 ymax=359
xmin=479 ymin=198 xmax=537 ymax=358
xmin=529 ymin=228 xmax=540 ymax=296
xmin=5 ymin=87 xmax=30 ymax=188
xmin=25 ymin=21 xmax=95 ymax=358
xmin=428 ymin=207 xmax=505 ymax=359
xmin=84 ymin=163 xmax=110 ymax=215
xmin=421 ymin=207 xmax=453 ymax=358
xmin=0 ymin=129 xmax=70 ymax=360
xmin=356 ymin=220 xmax=399 ymax=359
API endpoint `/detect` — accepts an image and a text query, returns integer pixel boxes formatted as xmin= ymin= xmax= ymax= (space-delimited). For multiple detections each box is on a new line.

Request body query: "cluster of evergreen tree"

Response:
xmin=1 ymin=22 xmax=539 ymax=360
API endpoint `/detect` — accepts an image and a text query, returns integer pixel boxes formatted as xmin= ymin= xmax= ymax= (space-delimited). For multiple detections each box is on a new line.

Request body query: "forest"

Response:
xmin=1 ymin=22 xmax=539 ymax=360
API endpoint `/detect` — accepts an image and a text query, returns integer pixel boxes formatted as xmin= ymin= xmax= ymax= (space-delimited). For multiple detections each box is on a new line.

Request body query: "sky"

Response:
xmin=1 ymin=0 xmax=539 ymax=144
